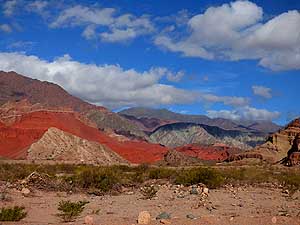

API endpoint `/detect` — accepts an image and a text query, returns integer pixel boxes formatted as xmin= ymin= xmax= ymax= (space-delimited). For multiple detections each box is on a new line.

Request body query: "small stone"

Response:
xmin=138 ymin=211 xmax=151 ymax=224
xmin=203 ymin=187 xmax=209 ymax=195
xmin=156 ymin=212 xmax=171 ymax=220
xmin=160 ymin=219 xmax=171 ymax=224
xmin=230 ymin=217 xmax=234 ymax=221
xmin=186 ymin=214 xmax=197 ymax=219
xmin=271 ymin=216 xmax=277 ymax=224
xmin=84 ymin=215 xmax=94 ymax=225
xmin=21 ymin=187 xmax=31 ymax=197
xmin=190 ymin=187 xmax=198 ymax=195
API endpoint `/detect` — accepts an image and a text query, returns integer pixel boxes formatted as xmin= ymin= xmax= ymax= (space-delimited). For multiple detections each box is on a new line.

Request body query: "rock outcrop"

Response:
xmin=27 ymin=128 xmax=128 ymax=165
xmin=254 ymin=118 xmax=300 ymax=163
xmin=284 ymin=133 xmax=300 ymax=166
xmin=229 ymin=118 xmax=300 ymax=164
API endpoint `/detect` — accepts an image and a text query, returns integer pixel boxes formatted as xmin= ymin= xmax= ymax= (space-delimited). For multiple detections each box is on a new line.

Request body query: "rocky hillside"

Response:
xmin=0 ymin=71 xmax=146 ymax=139
xmin=175 ymin=144 xmax=242 ymax=162
xmin=160 ymin=149 xmax=204 ymax=166
xmin=0 ymin=105 xmax=167 ymax=163
xmin=150 ymin=123 xmax=266 ymax=149
xmin=119 ymin=107 xmax=281 ymax=133
xmin=27 ymin=128 xmax=128 ymax=165
xmin=229 ymin=118 xmax=300 ymax=164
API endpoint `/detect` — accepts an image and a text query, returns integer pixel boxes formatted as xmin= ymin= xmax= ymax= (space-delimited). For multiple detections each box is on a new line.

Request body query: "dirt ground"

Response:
xmin=1 ymin=183 xmax=300 ymax=225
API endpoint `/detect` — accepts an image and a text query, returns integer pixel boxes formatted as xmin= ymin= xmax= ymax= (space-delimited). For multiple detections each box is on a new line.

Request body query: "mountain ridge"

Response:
xmin=119 ymin=107 xmax=281 ymax=134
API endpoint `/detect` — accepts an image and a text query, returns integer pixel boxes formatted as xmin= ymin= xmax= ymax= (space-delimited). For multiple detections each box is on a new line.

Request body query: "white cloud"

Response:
xmin=207 ymin=106 xmax=280 ymax=121
xmin=0 ymin=24 xmax=12 ymax=33
xmin=50 ymin=5 xmax=154 ymax=43
xmin=0 ymin=52 xmax=197 ymax=108
xmin=3 ymin=0 xmax=18 ymax=17
xmin=154 ymin=1 xmax=300 ymax=71
xmin=252 ymin=85 xmax=272 ymax=99
xmin=166 ymin=70 xmax=184 ymax=82
xmin=26 ymin=0 xmax=48 ymax=15
xmin=82 ymin=25 xmax=97 ymax=39
xmin=201 ymin=94 xmax=249 ymax=107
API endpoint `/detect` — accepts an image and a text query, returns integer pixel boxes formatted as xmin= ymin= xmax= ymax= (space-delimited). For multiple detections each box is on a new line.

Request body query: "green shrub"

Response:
xmin=57 ymin=200 xmax=89 ymax=222
xmin=0 ymin=206 xmax=27 ymax=221
xmin=148 ymin=168 xmax=174 ymax=179
xmin=140 ymin=185 xmax=158 ymax=199
xmin=75 ymin=168 xmax=120 ymax=192
xmin=278 ymin=172 xmax=300 ymax=195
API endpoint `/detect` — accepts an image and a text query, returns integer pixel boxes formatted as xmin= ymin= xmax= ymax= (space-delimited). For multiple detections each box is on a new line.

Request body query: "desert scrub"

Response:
xmin=148 ymin=167 xmax=174 ymax=179
xmin=75 ymin=167 xmax=121 ymax=192
xmin=0 ymin=206 xmax=27 ymax=221
xmin=140 ymin=185 xmax=158 ymax=199
xmin=175 ymin=167 xmax=225 ymax=188
xmin=278 ymin=171 xmax=300 ymax=195
xmin=57 ymin=200 xmax=89 ymax=222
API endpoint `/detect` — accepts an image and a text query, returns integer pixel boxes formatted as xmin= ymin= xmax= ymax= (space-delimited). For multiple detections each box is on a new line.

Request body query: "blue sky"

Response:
xmin=0 ymin=0 xmax=299 ymax=125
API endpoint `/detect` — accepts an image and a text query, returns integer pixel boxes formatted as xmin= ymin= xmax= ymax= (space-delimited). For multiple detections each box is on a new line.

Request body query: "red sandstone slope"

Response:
xmin=0 ymin=110 xmax=167 ymax=163
xmin=175 ymin=144 xmax=242 ymax=162
xmin=0 ymin=71 xmax=146 ymax=139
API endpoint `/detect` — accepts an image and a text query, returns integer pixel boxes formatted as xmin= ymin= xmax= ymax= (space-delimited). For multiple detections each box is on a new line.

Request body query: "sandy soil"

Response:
xmin=1 ymin=183 xmax=300 ymax=225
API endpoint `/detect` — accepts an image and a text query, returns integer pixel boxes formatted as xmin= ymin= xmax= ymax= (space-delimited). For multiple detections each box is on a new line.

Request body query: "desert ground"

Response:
xmin=1 ymin=163 xmax=300 ymax=225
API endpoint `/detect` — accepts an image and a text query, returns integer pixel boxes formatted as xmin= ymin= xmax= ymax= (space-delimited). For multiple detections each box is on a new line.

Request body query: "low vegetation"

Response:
xmin=57 ymin=200 xmax=89 ymax=222
xmin=0 ymin=206 xmax=27 ymax=221
xmin=0 ymin=163 xmax=299 ymax=194
xmin=140 ymin=185 xmax=158 ymax=199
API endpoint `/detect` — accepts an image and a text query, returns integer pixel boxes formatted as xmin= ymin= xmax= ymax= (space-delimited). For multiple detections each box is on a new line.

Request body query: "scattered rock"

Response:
xmin=160 ymin=219 xmax=171 ymax=224
xmin=84 ymin=215 xmax=94 ymax=225
xmin=203 ymin=187 xmax=209 ymax=195
xmin=186 ymin=214 xmax=197 ymax=219
xmin=21 ymin=187 xmax=31 ymax=197
xmin=190 ymin=186 xmax=198 ymax=195
xmin=156 ymin=212 xmax=171 ymax=220
xmin=271 ymin=216 xmax=277 ymax=224
xmin=138 ymin=211 xmax=151 ymax=224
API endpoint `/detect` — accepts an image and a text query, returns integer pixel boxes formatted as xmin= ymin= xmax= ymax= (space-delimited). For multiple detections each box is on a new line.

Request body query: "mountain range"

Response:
xmin=1 ymin=70 xmax=297 ymax=166
xmin=119 ymin=107 xmax=281 ymax=133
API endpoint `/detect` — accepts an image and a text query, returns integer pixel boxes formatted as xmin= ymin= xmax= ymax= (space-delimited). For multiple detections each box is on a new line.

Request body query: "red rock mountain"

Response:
xmin=0 ymin=109 xmax=167 ymax=163
xmin=0 ymin=71 xmax=146 ymax=139
xmin=0 ymin=71 xmax=168 ymax=163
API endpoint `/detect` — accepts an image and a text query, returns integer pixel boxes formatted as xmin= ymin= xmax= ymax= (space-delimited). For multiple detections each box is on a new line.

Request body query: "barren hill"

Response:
xmin=27 ymin=127 xmax=128 ymax=165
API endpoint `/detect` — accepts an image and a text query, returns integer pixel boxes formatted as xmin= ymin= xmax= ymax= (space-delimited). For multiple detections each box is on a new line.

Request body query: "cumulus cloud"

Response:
xmin=154 ymin=1 xmax=300 ymax=71
xmin=0 ymin=24 xmax=12 ymax=33
xmin=0 ymin=52 xmax=197 ymax=108
xmin=50 ymin=5 xmax=154 ymax=42
xmin=252 ymin=85 xmax=272 ymax=99
xmin=207 ymin=106 xmax=280 ymax=121
xmin=0 ymin=52 xmax=254 ymax=110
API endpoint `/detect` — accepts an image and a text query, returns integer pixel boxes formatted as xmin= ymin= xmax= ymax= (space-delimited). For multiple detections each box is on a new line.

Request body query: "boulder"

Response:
xmin=21 ymin=187 xmax=31 ymax=197
xmin=138 ymin=211 xmax=151 ymax=224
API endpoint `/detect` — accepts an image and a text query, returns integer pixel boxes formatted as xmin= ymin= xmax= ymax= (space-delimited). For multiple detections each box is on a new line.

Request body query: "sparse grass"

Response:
xmin=57 ymin=200 xmax=89 ymax=222
xmin=0 ymin=163 xmax=300 ymax=193
xmin=0 ymin=206 xmax=27 ymax=221
xmin=175 ymin=167 xmax=225 ymax=188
